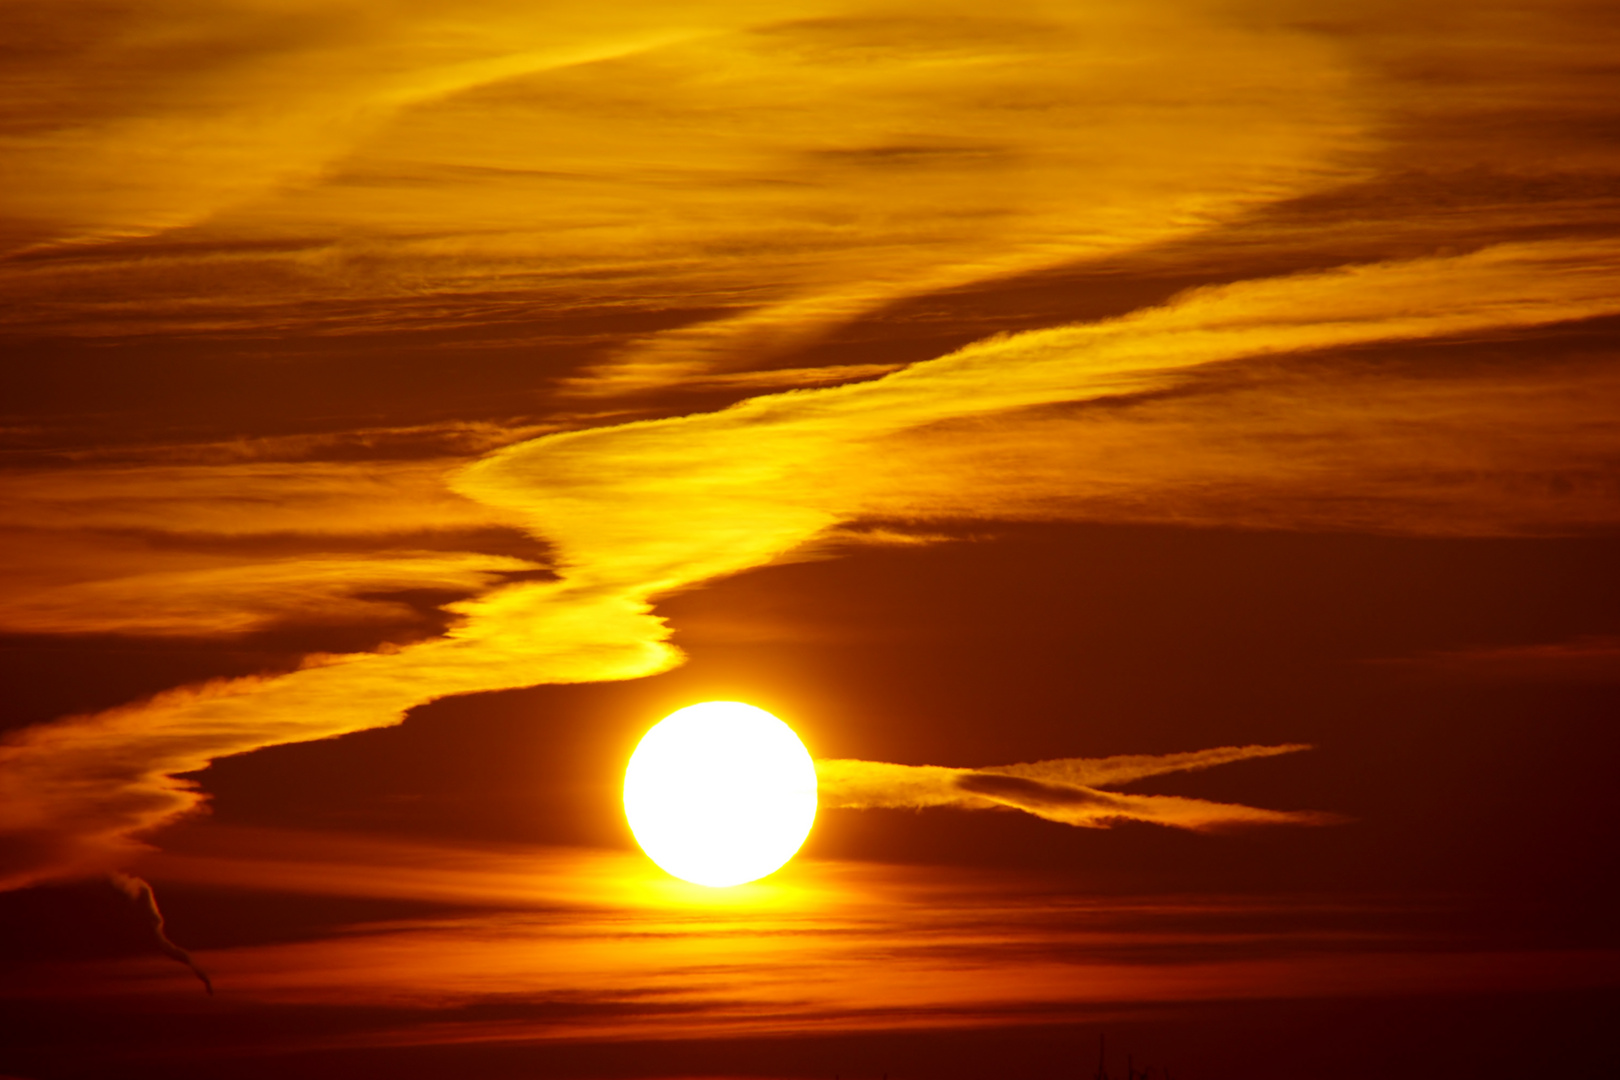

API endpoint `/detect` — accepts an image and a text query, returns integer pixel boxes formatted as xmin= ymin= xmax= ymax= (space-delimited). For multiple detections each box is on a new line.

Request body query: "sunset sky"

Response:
xmin=2 ymin=1 xmax=1618 ymax=1077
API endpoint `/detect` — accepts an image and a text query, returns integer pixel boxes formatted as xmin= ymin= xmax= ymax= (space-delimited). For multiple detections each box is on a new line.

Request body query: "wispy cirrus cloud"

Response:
xmin=1380 ymin=636 xmax=1620 ymax=683
xmin=0 ymin=0 xmax=749 ymax=253
xmin=818 ymin=744 xmax=1335 ymax=831
xmin=0 ymin=550 xmax=538 ymax=639
xmin=0 ymin=0 xmax=1365 ymax=351
xmin=0 ymin=455 xmax=542 ymax=643
xmin=0 ymin=458 xmax=516 ymax=536
xmin=4 ymin=237 xmax=1618 ymax=890
xmin=4 ymin=0 xmax=1620 ymax=899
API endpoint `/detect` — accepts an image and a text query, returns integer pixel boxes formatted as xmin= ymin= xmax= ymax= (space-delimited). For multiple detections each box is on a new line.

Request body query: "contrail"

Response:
xmin=108 ymin=873 xmax=213 ymax=994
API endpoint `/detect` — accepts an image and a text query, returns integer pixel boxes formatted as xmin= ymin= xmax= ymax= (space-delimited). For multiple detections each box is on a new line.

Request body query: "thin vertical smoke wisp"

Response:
xmin=108 ymin=872 xmax=213 ymax=993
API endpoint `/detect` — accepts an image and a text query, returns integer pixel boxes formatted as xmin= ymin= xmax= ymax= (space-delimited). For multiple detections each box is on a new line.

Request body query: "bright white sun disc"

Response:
xmin=623 ymin=701 xmax=817 ymax=887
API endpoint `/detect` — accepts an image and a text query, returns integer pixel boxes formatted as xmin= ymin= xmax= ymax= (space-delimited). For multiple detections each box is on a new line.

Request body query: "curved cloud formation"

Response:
xmin=1 ymin=0 xmax=1362 ymax=359
xmin=3 ymin=237 xmax=1618 ymax=889
xmin=4 ymin=0 xmax=1619 ymax=893
xmin=0 ymin=0 xmax=753 ymax=252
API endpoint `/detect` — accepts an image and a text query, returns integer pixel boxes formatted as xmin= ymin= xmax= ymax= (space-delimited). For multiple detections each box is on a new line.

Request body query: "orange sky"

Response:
xmin=2 ymin=2 xmax=1619 ymax=1077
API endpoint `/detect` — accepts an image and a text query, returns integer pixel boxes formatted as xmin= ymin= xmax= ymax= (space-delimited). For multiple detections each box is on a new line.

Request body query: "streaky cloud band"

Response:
xmin=818 ymin=744 xmax=1341 ymax=830
xmin=3 ymin=239 xmax=1612 ymax=890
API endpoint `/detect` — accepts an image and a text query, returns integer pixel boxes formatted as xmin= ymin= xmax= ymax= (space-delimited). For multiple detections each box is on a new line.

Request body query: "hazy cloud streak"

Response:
xmin=0 ymin=0 xmax=763 ymax=251
xmin=4 ymin=239 xmax=1619 ymax=890
xmin=21 ymin=828 xmax=1605 ymax=1050
xmin=818 ymin=745 xmax=1332 ymax=830
xmin=0 ymin=0 xmax=1364 ymax=351
xmin=0 ymin=551 xmax=537 ymax=638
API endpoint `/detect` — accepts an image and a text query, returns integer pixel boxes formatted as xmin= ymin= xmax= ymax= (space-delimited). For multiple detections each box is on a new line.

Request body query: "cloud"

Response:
xmin=1381 ymin=636 xmax=1620 ymax=683
xmin=536 ymin=2 xmax=1369 ymax=395
xmin=648 ymin=363 xmax=908 ymax=394
xmin=26 ymin=421 xmax=562 ymax=467
xmin=956 ymin=773 xmax=1337 ymax=830
xmin=818 ymin=744 xmax=1335 ymax=831
xmin=4 ymin=238 xmax=1619 ymax=890
xmin=18 ymin=826 xmax=1600 ymax=1052
xmin=0 ymin=0 xmax=757 ymax=253
xmin=465 ymin=238 xmax=1620 ymax=573
xmin=0 ymin=0 xmax=1365 ymax=350
xmin=0 ymin=550 xmax=538 ymax=638
xmin=838 ymin=341 xmax=1620 ymax=537
xmin=987 ymin=744 xmax=1317 ymax=789
xmin=0 ymin=458 xmax=518 ymax=536
xmin=3 ymin=0 xmax=1619 ymax=894
xmin=0 ymin=577 xmax=681 ymax=888
xmin=0 ymin=453 xmax=544 ymax=642
xmin=11 ymin=0 xmax=1614 ymax=386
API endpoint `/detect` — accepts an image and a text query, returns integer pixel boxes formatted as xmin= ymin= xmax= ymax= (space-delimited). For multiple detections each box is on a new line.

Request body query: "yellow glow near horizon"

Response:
xmin=623 ymin=702 xmax=817 ymax=887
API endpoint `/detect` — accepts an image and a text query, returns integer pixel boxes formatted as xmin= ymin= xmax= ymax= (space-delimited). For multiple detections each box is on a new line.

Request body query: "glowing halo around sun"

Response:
xmin=623 ymin=701 xmax=818 ymax=887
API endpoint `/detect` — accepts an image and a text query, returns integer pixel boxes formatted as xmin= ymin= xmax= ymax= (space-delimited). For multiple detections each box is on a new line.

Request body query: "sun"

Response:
xmin=623 ymin=702 xmax=818 ymax=887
